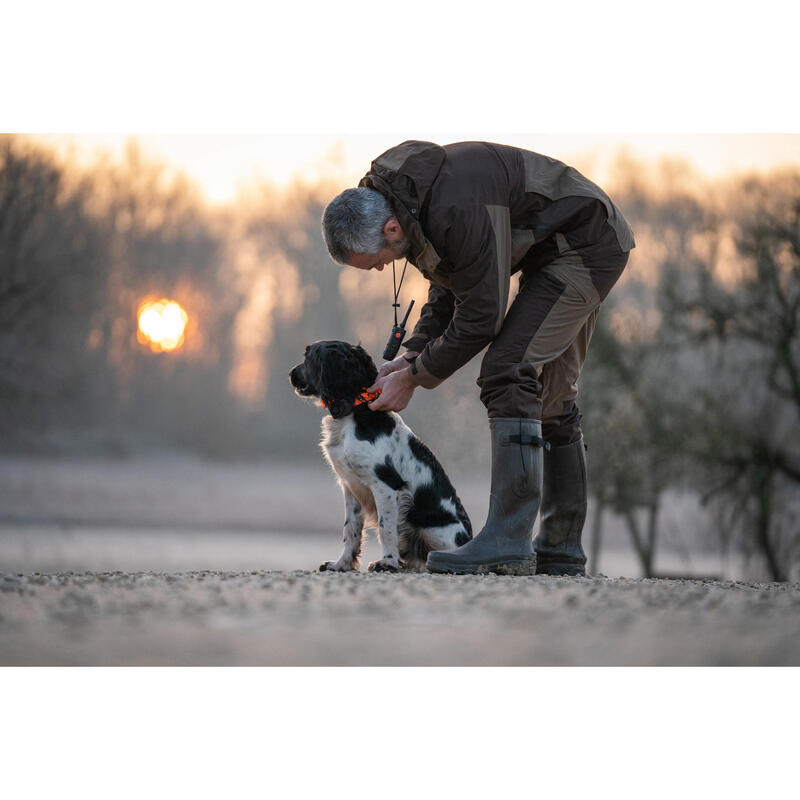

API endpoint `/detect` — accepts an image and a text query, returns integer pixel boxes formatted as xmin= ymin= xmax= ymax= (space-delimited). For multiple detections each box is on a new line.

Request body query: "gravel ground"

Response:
xmin=1 ymin=456 xmax=791 ymax=666
xmin=2 ymin=570 xmax=798 ymax=666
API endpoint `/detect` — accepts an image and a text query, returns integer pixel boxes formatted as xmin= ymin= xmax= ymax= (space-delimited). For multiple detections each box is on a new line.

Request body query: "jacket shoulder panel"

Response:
xmin=519 ymin=149 xmax=635 ymax=251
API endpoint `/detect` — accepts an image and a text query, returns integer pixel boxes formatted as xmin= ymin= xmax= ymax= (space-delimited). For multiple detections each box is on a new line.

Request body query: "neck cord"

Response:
xmin=382 ymin=258 xmax=415 ymax=361
xmin=391 ymin=259 xmax=409 ymax=326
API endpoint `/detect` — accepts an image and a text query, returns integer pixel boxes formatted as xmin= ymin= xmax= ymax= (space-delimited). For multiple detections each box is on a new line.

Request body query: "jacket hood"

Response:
xmin=358 ymin=141 xmax=446 ymax=261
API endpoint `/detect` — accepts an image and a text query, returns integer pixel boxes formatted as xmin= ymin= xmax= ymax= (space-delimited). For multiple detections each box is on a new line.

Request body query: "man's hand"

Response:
xmin=375 ymin=351 xmax=419 ymax=381
xmin=367 ymin=367 xmax=417 ymax=412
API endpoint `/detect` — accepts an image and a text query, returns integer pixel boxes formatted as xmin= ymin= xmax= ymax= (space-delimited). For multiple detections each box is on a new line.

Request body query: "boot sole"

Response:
xmin=535 ymin=563 xmax=586 ymax=577
xmin=426 ymin=556 xmax=536 ymax=576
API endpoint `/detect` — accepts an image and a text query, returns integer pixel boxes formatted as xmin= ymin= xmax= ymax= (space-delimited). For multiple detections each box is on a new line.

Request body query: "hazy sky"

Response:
xmin=11 ymin=2 xmax=799 ymax=206
xmin=33 ymin=133 xmax=800 ymax=206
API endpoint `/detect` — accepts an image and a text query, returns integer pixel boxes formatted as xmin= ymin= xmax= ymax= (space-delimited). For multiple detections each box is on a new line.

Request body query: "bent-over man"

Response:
xmin=321 ymin=140 xmax=634 ymax=576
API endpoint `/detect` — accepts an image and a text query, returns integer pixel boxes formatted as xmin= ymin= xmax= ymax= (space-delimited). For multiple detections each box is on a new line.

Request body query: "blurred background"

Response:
xmin=1 ymin=133 xmax=799 ymax=581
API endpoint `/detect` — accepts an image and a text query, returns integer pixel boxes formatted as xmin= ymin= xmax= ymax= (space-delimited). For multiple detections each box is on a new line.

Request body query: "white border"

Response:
xmin=1 ymin=668 xmax=797 ymax=798
xmin=3 ymin=1 xmax=800 ymax=132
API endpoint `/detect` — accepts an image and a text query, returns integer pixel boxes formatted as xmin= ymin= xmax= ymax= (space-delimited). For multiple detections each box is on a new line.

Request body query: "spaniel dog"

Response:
xmin=290 ymin=341 xmax=472 ymax=572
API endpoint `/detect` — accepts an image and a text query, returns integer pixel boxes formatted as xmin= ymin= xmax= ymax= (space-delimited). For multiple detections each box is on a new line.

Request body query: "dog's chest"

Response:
xmin=320 ymin=417 xmax=366 ymax=477
xmin=321 ymin=415 xmax=403 ymax=484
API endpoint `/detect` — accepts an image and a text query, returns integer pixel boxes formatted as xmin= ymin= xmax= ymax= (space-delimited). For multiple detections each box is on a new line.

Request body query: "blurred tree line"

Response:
xmin=1 ymin=135 xmax=798 ymax=579
xmin=582 ymin=158 xmax=800 ymax=581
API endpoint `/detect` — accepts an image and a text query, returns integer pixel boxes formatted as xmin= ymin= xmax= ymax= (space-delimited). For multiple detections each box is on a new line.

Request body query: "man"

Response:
xmin=322 ymin=140 xmax=634 ymax=576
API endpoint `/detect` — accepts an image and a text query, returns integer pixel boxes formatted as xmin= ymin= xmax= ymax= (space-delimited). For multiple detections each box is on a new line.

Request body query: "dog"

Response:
xmin=290 ymin=341 xmax=472 ymax=572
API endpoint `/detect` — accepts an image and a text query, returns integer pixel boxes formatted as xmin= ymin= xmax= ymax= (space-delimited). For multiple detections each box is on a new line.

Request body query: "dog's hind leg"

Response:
xmin=319 ymin=488 xmax=365 ymax=572
xmin=368 ymin=488 xmax=402 ymax=573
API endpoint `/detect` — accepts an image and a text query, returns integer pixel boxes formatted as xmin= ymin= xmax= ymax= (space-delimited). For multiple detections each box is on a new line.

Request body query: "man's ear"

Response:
xmin=383 ymin=216 xmax=404 ymax=243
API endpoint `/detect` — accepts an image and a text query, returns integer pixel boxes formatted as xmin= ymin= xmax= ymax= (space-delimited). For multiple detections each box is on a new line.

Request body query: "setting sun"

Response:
xmin=137 ymin=298 xmax=189 ymax=353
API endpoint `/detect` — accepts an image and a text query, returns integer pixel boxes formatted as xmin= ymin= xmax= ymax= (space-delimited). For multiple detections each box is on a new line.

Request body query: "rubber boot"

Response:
xmin=533 ymin=437 xmax=588 ymax=576
xmin=426 ymin=418 xmax=543 ymax=575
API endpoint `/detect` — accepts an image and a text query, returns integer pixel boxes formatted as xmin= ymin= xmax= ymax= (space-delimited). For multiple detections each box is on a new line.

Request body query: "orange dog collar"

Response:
xmin=320 ymin=389 xmax=381 ymax=410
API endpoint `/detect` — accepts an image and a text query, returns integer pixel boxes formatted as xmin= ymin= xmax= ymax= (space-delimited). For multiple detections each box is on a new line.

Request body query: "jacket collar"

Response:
xmin=358 ymin=140 xmax=445 ymax=271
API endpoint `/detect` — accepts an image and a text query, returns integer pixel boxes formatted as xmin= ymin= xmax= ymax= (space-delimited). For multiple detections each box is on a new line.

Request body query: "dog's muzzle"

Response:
xmin=290 ymin=364 xmax=315 ymax=396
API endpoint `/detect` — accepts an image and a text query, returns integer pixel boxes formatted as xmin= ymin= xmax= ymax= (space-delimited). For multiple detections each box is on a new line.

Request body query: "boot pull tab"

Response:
xmin=500 ymin=433 xmax=550 ymax=449
xmin=501 ymin=423 xmax=551 ymax=478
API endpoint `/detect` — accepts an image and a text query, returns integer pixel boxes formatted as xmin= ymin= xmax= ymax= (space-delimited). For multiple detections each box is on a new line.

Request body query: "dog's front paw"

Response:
xmin=368 ymin=558 xmax=401 ymax=573
xmin=319 ymin=561 xmax=355 ymax=573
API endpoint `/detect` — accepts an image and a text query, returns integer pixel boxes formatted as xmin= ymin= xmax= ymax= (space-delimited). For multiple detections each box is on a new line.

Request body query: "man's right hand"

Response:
xmin=374 ymin=351 xmax=419 ymax=382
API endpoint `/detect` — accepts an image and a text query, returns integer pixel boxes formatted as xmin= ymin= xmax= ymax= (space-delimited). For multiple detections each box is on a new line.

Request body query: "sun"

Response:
xmin=137 ymin=298 xmax=189 ymax=353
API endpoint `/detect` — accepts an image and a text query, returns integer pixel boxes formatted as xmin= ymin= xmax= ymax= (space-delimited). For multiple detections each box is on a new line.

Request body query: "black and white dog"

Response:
xmin=290 ymin=341 xmax=472 ymax=572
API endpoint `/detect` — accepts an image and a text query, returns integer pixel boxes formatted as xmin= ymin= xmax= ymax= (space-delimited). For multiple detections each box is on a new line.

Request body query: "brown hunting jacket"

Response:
xmin=359 ymin=141 xmax=635 ymax=389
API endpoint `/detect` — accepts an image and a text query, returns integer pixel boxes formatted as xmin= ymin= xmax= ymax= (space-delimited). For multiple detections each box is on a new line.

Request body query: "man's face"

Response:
xmin=346 ymin=246 xmax=399 ymax=272
xmin=344 ymin=217 xmax=410 ymax=271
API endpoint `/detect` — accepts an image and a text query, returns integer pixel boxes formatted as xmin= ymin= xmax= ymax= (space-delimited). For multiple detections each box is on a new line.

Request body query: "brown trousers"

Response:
xmin=477 ymin=250 xmax=628 ymax=446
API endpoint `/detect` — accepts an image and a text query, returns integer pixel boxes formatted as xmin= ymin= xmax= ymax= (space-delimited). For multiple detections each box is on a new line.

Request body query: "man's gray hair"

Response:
xmin=321 ymin=187 xmax=394 ymax=263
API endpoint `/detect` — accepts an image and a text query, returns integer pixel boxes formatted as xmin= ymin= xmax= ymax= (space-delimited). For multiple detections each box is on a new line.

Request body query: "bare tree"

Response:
xmin=0 ymin=135 xmax=108 ymax=445
xmin=580 ymin=297 xmax=690 ymax=577
xmin=660 ymin=171 xmax=800 ymax=580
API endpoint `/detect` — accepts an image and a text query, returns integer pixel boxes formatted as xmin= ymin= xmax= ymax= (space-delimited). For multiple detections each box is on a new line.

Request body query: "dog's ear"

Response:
xmin=319 ymin=362 xmax=357 ymax=418
xmin=349 ymin=344 xmax=378 ymax=388
xmin=317 ymin=344 xmax=356 ymax=417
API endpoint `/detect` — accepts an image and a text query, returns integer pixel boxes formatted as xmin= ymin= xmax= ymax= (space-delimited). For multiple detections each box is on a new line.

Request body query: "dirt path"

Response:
xmin=2 ymin=570 xmax=798 ymax=665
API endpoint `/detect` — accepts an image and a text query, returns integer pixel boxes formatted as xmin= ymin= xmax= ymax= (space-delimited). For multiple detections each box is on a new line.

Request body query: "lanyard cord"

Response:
xmin=391 ymin=259 xmax=409 ymax=326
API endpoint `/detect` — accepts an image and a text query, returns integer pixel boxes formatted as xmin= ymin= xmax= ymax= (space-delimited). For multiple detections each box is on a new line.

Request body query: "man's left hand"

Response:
xmin=367 ymin=367 xmax=416 ymax=412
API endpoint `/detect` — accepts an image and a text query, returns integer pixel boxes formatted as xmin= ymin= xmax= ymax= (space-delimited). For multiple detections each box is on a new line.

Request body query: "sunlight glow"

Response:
xmin=137 ymin=298 xmax=189 ymax=353
xmin=30 ymin=134 xmax=800 ymax=206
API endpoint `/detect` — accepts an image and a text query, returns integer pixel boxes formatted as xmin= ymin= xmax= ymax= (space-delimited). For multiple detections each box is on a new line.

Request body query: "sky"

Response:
xmin=30 ymin=133 xmax=800 ymax=206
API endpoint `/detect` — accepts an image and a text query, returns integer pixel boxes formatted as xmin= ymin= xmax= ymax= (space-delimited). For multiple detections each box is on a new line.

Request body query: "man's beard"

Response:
xmin=387 ymin=236 xmax=411 ymax=259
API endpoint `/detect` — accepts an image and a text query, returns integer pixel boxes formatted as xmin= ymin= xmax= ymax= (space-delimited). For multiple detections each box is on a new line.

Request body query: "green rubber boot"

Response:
xmin=534 ymin=437 xmax=588 ymax=576
xmin=426 ymin=418 xmax=543 ymax=576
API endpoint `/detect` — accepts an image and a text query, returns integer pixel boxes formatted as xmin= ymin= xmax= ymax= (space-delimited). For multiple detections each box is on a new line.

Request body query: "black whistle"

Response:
xmin=382 ymin=300 xmax=415 ymax=361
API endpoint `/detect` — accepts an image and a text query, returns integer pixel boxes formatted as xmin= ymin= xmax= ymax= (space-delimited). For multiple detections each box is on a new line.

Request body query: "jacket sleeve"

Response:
xmin=409 ymin=203 xmax=512 ymax=389
xmin=403 ymin=284 xmax=455 ymax=353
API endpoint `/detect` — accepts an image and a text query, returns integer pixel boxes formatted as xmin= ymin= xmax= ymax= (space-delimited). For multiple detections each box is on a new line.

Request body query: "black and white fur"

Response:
xmin=290 ymin=341 xmax=472 ymax=572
